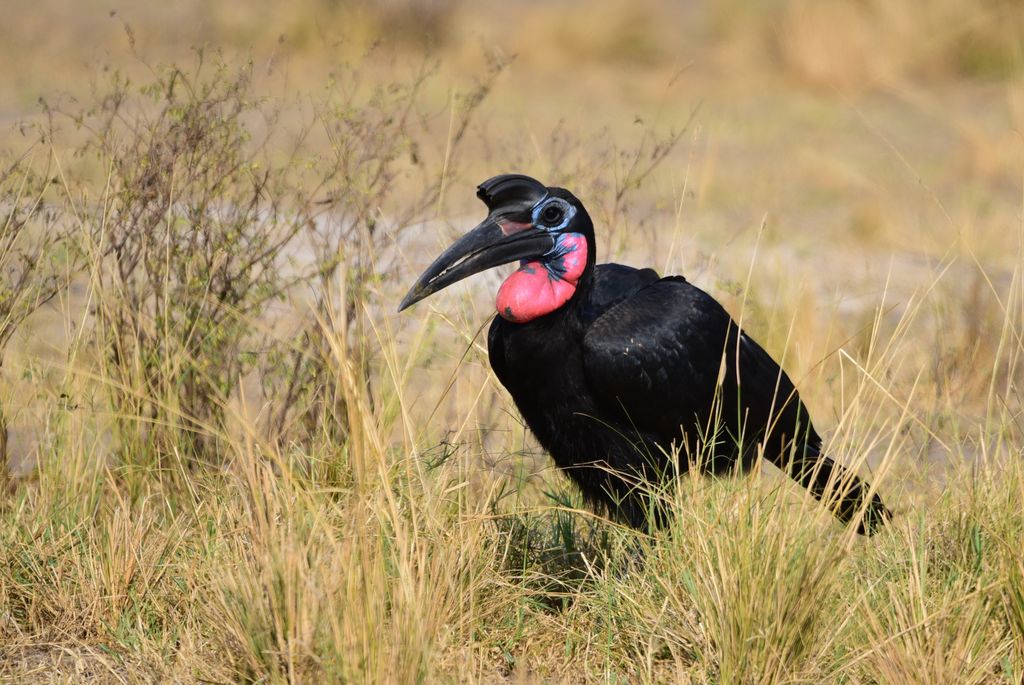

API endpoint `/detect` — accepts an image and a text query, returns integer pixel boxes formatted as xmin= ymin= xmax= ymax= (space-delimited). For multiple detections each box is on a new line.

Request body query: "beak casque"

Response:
xmin=399 ymin=174 xmax=554 ymax=312
xmin=397 ymin=217 xmax=555 ymax=312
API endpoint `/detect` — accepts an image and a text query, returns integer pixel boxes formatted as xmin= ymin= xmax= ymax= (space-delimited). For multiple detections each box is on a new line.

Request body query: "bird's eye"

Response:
xmin=541 ymin=204 xmax=565 ymax=226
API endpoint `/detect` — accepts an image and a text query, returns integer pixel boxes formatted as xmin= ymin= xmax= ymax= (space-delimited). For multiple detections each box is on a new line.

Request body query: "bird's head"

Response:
xmin=399 ymin=174 xmax=594 ymax=322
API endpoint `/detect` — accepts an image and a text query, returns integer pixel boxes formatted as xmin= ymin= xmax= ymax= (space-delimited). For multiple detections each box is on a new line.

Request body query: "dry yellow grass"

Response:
xmin=1 ymin=1 xmax=1024 ymax=682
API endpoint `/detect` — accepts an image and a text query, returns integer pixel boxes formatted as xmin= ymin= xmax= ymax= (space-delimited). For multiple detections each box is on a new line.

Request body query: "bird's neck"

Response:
xmin=496 ymin=232 xmax=590 ymax=323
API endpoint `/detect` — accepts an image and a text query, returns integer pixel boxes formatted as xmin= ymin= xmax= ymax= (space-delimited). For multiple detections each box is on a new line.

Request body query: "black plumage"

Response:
xmin=401 ymin=175 xmax=890 ymax=534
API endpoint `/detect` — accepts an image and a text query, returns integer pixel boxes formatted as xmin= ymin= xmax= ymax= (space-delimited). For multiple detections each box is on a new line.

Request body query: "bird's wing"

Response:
xmin=581 ymin=263 xmax=662 ymax=326
xmin=581 ymin=276 xmax=809 ymax=446
xmin=581 ymin=277 xmax=734 ymax=439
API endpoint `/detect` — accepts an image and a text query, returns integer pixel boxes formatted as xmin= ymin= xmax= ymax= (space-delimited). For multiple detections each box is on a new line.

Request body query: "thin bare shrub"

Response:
xmin=0 ymin=151 xmax=75 ymax=476
xmin=52 ymin=55 xmax=317 ymax=468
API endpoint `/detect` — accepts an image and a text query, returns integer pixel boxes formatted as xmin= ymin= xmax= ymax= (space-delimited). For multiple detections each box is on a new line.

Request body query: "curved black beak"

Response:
xmin=398 ymin=218 xmax=555 ymax=312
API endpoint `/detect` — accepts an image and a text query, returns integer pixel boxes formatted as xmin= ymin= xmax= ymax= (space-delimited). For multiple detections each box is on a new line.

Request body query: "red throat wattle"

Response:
xmin=496 ymin=233 xmax=588 ymax=323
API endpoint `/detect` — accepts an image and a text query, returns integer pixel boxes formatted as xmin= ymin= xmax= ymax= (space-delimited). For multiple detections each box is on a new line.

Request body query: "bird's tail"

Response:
xmin=788 ymin=447 xmax=891 ymax=535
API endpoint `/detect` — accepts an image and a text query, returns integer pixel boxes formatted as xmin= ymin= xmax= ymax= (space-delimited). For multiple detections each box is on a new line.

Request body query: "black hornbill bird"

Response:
xmin=400 ymin=174 xmax=891 ymax=534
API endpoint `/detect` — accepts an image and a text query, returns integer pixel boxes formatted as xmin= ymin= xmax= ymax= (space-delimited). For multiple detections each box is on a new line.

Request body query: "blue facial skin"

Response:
xmin=518 ymin=197 xmax=582 ymax=281
xmin=530 ymin=196 xmax=576 ymax=232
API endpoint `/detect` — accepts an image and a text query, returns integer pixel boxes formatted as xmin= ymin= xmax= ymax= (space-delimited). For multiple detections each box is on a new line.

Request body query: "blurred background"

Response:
xmin=5 ymin=0 xmax=1021 ymax=275
xmin=3 ymin=0 xmax=1024 ymax=475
